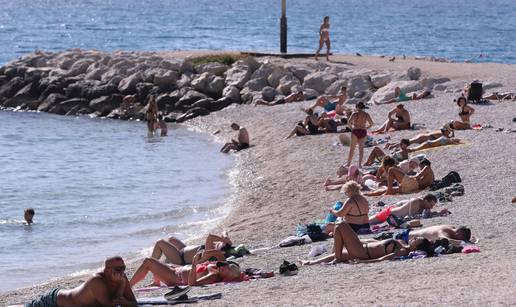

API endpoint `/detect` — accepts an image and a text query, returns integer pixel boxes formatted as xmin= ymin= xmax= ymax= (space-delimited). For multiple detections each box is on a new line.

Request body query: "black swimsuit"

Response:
xmin=363 ymin=239 xmax=399 ymax=259
xmin=347 ymin=198 xmax=370 ymax=233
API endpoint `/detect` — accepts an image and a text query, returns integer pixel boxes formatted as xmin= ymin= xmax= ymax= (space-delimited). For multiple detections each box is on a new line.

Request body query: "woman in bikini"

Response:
xmin=385 ymin=124 xmax=454 ymax=150
xmin=450 ymin=96 xmax=475 ymax=130
xmin=346 ymin=102 xmax=374 ymax=168
xmin=285 ymin=109 xmax=320 ymax=139
xmin=407 ymin=135 xmax=462 ymax=152
xmin=330 ymin=181 xmax=370 ymax=232
xmin=301 ymin=222 xmax=434 ymax=265
xmin=315 ymin=16 xmax=331 ymax=61
xmin=129 ymin=253 xmax=243 ymax=287
xmin=149 ymin=232 xmax=232 ymax=266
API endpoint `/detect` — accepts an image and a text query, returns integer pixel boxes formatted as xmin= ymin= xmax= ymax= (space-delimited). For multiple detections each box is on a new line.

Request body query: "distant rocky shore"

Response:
xmin=0 ymin=49 xmax=504 ymax=122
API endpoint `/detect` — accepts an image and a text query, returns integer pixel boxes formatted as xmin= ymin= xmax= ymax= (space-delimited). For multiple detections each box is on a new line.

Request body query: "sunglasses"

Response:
xmin=111 ymin=265 xmax=126 ymax=273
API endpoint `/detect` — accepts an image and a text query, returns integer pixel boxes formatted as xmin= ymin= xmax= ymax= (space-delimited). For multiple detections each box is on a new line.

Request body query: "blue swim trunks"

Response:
xmin=25 ymin=288 xmax=59 ymax=307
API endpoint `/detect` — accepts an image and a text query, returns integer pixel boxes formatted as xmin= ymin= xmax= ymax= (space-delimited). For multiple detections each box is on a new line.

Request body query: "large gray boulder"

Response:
xmin=419 ymin=77 xmax=451 ymax=90
xmin=176 ymin=73 xmax=192 ymax=88
xmin=266 ymin=68 xmax=285 ymax=88
xmin=191 ymin=98 xmax=215 ymax=109
xmin=407 ymin=67 xmax=422 ymax=80
xmin=153 ymin=70 xmax=179 ymax=87
xmin=326 ymin=79 xmax=348 ymax=95
xmin=49 ymin=98 xmax=89 ymax=115
xmin=303 ymin=71 xmax=338 ymax=94
xmin=276 ymin=74 xmax=301 ymax=95
xmin=369 ymin=80 xmax=422 ymax=103
xmin=302 ymin=88 xmax=319 ymax=100
xmin=251 ymin=62 xmax=276 ymax=80
xmin=195 ymin=62 xmax=228 ymax=76
xmin=118 ymin=72 xmax=142 ymax=94
xmin=371 ymin=73 xmax=392 ymax=88
xmin=208 ymin=97 xmax=233 ymax=111
xmin=243 ymin=78 xmax=268 ymax=92
xmin=222 ymin=85 xmax=241 ymax=103
xmin=175 ymin=107 xmax=210 ymax=123
xmin=0 ymin=77 xmax=26 ymax=98
xmin=285 ymin=64 xmax=313 ymax=82
xmin=347 ymin=76 xmax=373 ymax=97
xmin=191 ymin=72 xmax=225 ymax=98
xmin=159 ymin=60 xmax=181 ymax=71
xmin=66 ymin=59 xmax=95 ymax=77
xmin=85 ymin=67 xmax=108 ymax=81
xmin=89 ymin=94 xmax=122 ymax=116
xmin=224 ymin=64 xmax=253 ymax=89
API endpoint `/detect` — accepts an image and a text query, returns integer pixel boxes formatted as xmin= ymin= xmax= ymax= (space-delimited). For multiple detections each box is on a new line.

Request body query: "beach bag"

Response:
xmin=430 ymin=171 xmax=461 ymax=190
xmin=306 ymin=224 xmax=328 ymax=242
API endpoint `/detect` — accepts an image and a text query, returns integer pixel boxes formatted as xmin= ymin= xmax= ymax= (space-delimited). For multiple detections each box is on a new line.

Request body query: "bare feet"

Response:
xmin=324 ymin=177 xmax=331 ymax=186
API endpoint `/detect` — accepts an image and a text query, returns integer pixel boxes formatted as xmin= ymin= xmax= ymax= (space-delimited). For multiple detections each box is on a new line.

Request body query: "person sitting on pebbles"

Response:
xmin=365 ymin=158 xmax=434 ymax=196
xmin=300 ymin=222 xmax=434 ymax=265
xmin=220 ymin=123 xmax=250 ymax=153
xmin=372 ymin=104 xmax=411 ymax=134
xmin=369 ymin=194 xmax=449 ymax=225
xmin=364 ymin=138 xmax=410 ymax=166
xmin=450 ymin=96 xmax=475 ymax=130
xmin=384 ymin=124 xmax=454 ymax=150
xmin=305 ymin=86 xmax=350 ymax=116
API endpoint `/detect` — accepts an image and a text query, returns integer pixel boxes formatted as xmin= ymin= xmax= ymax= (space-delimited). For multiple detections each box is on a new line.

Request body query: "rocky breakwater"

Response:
xmin=1 ymin=50 xmax=467 ymax=123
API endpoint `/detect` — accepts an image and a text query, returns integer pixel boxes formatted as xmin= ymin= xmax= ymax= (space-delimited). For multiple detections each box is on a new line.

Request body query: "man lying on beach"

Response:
xmin=372 ymin=104 xmax=411 ymax=134
xmin=26 ymin=256 xmax=136 ymax=307
xmin=151 ymin=232 xmax=232 ymax=265
xmin=384 ymin=124 xmax=454 ymax=150
xmin=300 ymin=222 xmax=434 ymax=265
xmin=129 ymin=253 xmax=243 ymax=288
xmin=220 ymin=123 xmax=250 ymax=153
xmin=364 ymin=138 xmax=410 ymax=166
xmin=365 ymin=158 xmax=434 ymax=196
xmin=369 ymin=194 xmax=449 ymax=225
xmin=408 ymin=225 xmax=472 ymax=245
xmin=255 ymin=90 xmax=305 ymax=106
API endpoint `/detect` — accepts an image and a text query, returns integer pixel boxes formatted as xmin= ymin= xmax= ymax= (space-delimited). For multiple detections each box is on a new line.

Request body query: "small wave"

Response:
xmin=0 ymin=218 xmax=26 ymax=225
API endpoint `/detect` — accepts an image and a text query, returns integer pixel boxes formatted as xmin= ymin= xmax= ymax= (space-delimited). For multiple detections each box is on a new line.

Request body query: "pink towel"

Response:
xmin=462 ymin=245 xmax=480 ymax=254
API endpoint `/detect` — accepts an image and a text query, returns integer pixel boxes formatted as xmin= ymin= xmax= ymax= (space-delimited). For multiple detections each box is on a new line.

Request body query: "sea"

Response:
xmin=0 ymin=111 xmax=233 ymax=291
xmin=1 ymin=0 xmax=515 ymax=292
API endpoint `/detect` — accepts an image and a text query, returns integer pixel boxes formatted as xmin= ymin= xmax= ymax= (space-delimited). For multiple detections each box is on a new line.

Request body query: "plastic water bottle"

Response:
xmin=334 ymin=201 xmax=343 ymax=210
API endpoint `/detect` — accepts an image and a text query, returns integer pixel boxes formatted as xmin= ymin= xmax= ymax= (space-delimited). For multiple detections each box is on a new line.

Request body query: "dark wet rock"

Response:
xmin=49 ymin=98 xmax=89 ymax=115
xmin=176 ymin=107 xmax=210 ymax=123
xmin=0 ymin=77 xmax=26 ymax=98
xmin=38 ymin=93 xmax=68 ymax=112
xmin=118 ymin=72 xmax=143 ymax=94
xmin=191 ymin=98 xmax=215 ymax=109
xmin=208 ymin=97 xmax=233 ymax=111
xmin=156 ymin=92 xmax=180 ymax=110
xmin=89 ymin=94 xmax=123 ymax=116
xmin=175 ymin=90 xmax=208 ymax=110
xmin=136 ymin=82 xmax=155 ymax=103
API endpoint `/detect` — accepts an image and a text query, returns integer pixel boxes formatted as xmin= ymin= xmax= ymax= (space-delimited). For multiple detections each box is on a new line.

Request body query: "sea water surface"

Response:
xmin=1 ymin=0 xmax=516 ymax=65
xmin=0 ymin=111 xmax=233 ymax=292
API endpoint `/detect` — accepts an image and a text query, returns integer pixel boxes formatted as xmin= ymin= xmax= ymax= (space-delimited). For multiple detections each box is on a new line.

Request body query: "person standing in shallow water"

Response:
xmin=315 ymin=16 xmax=331 ymax=61
xmin=145 ymin=96 xmax=159 ymax=136
xmin=24 ymin=208 xmax=35 ymax=225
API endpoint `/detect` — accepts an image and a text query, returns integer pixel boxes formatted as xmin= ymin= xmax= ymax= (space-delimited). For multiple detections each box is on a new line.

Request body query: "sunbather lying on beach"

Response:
xmin=450 ymin=96 xmax=475 ymax=130
xmin=372 ymin=104 xmax=411 ymax=134
xmin=411 ymin=88 xmax=432 ymax=100
xmin=408 ymin=224 xmax=472 ymax=244
xmin=369 ymin=194 xmax=448 ymax=225
xmin=129 ymin=253 xmax=243 ymax=287
xmin=300 ymin=222 xmax=433 ymax=265
xmin=328 ymin=181 xmax=370 ymax=232
xmin=374 ymin=87 xmax=411 ymax=104
xmin=26 ymin=256 xmax=136 ymax=307
xmin=407 ymin=135 xmax=461 ymax=152
xmin=483 ymin=92 xmax=516 ymax=101
xmin=324 ymin=165 xmax=363 ymax=191
xmin=306 ymin=86 xmax=349 ymax=115
xmin=385 ymin=124 xmax=454 ymax=150
xmin=151 ymin=232 xmax=232 ymax=265
xmin=365 ymin=138 xmax=410 ymax=166
xmin=255 ymin=90 xmax=305 ymax=106
xmin=220 ymin=123 xmax=250 ymax=153
xmin=365 ymin=158 xmax=434 ymax=196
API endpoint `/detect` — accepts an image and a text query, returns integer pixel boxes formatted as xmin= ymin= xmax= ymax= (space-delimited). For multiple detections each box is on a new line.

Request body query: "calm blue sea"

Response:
xmin=1 ymin=0 xmax=516 ymax=65
xmin=0 ymin=111 xmax=233 ymax=291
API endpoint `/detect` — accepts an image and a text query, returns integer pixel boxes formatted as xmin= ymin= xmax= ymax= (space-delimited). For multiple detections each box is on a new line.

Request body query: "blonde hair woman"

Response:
xmin=329 ymin=181 xmax=370 ymax=233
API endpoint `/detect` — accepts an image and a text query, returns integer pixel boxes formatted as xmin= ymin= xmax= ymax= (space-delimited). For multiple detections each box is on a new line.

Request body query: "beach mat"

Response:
xmin=138 ymin=293 xmax=222 ymax=305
